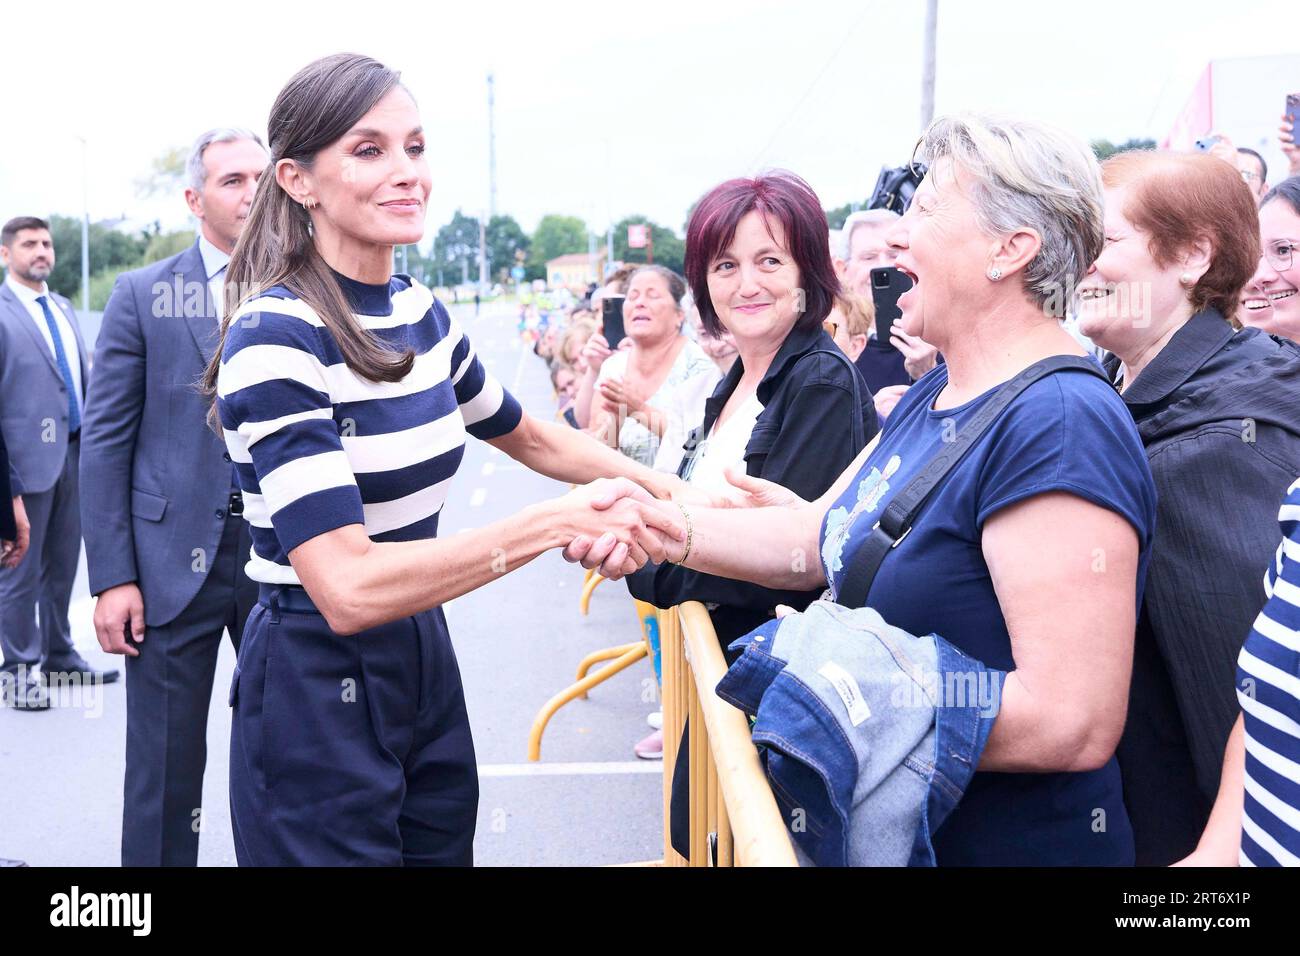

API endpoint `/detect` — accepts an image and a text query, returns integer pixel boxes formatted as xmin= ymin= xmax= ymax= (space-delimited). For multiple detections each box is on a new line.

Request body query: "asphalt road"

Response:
xmin=0 ymin=300 xmax=665 ymax=867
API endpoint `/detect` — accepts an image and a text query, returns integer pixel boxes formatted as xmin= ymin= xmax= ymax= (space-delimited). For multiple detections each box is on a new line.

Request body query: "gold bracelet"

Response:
xmin=670 ymin=501 xmax=693 ymax=565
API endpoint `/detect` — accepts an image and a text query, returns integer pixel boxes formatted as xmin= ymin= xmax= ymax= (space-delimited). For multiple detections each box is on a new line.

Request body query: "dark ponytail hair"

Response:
xmin=203 ymin=53 xmax=415 ymax=425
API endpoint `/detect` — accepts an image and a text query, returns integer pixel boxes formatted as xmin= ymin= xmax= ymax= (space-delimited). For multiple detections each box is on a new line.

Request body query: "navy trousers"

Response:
xmin=228 ymin=585 xmax=478 ymax=866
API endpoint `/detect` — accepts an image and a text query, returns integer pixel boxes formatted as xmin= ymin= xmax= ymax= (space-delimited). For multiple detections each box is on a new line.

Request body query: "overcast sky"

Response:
xmin=2 ymin=0 xmax=1292 ymax=248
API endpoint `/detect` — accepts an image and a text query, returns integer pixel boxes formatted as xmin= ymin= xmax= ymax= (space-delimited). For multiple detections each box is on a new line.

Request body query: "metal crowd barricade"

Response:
xmin=659 ymin=602 xmax=797 ymax=867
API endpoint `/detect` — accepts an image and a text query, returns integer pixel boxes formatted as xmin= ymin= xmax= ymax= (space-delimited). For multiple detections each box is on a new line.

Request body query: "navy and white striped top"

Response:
xmin=216 ymin=272 xmax=522 ymax=585
xmin=1237 ymin=477 xmax=1300 ymax=866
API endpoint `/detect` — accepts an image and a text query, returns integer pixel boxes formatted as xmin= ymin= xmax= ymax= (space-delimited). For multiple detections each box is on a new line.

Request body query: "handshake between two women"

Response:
xmin=544 ymin=467 xmax=802 ymax=581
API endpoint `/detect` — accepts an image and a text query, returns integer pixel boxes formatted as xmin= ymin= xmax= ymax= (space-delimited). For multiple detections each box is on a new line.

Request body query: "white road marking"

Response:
xmin=510 ymin=338 xmax=528 ymax=395
xmin=478 ymin=761 xmax=663 ymax=777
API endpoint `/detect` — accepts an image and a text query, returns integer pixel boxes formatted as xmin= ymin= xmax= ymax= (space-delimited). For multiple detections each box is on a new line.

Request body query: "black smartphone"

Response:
xmin=870 ymin=267 xmax=912 ymax=347
xmin=1194 ymin=134 xmax=1222 ymax=153
xmin=602 ymin=295 xmax=626 ymax=349
xmin=1287 ymin=93 xmax=1300 ymax=133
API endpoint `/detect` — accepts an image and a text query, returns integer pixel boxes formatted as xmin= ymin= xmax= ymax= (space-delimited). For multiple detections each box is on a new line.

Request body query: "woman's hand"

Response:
xmin=1171 ymin=846 xmax=1238 ymax=867
xmin=890 ymin=321 xmax=939 ymax=380
xmin=873 ymin=383 xmax=909 ymax=422
xmin=581 ymin=332 xmax=612 ymax=375
xmin=598 ymin=376 xmax=644 ymax=415
xmin=561 ymin=481 xmax=686 ymax=578
xmin=1205 ymin=132 xmax=1239 ymax=169
xmin=1281 ymin=113 xmax=1300 ymax=177
xmin=556 ymin=478 xmax=684 ymax=579
xmin=2 ymin=495 xmax=30 ymax=569
xmin=717 ymin=466 xmax=807 ymax=510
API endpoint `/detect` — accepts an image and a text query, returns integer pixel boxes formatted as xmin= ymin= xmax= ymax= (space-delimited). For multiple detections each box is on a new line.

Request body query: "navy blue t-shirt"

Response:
xmin=819 ymin=360 xmax=1157 ymax=865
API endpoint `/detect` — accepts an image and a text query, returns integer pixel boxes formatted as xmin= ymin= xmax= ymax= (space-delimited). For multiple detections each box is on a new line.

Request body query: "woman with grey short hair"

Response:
xmin=571 ymin=114 xmax=1159 ymax=865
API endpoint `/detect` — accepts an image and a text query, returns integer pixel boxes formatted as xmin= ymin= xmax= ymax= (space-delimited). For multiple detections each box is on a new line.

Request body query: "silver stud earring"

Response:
xmin=988 ymin=267 xmax=1002 ymax=281
xmin=1180 ymin=272 xmax=1194 ymax=287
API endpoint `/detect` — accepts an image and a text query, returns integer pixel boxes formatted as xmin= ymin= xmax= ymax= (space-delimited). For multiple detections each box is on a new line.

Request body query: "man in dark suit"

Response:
xmin=0 ymin=217 xmax=112 ymax=712
xmin=80 ymin=128 xmax=267 ymax=866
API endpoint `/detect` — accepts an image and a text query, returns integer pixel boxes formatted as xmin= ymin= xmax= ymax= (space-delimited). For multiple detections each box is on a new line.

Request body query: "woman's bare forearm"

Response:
xmin=497 ymin=416 xmax=673 ymax=496
xmin=574 ymin=370 xmax=599 ymax=428
xmin=673 ymin=502 xmax=826 ymax=591
xmin=1191 ymin=715 xmax=1245 ymax=862
xmin=294 ymin=500 xmax=568 ymax=635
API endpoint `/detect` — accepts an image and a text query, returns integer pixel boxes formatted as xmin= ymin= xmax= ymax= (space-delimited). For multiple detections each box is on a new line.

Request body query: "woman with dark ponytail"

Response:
xmin=204 ymin=53 xmax=684 ymax=865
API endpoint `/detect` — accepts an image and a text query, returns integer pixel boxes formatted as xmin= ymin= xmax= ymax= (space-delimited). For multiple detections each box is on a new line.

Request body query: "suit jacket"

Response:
xmin=79 ymin=240 xmax=240 ymax=628
xmin=0 ymin=284 xmax=90 ymax=496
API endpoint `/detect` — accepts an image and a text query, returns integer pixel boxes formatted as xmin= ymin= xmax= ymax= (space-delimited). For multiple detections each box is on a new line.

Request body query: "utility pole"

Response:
xmin=920 ymin=0 xmax=938 ymax=130
xmin=487 ymin=73 xmax=498 ymax=220
xmin=78 ymin=135 xmax=90 ymax=316
xmin=477 ymin=212 xmax=488 ymax=292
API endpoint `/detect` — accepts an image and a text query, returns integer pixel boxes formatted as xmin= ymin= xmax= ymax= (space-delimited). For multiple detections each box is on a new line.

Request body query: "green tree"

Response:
xmin=43 ymin=214 xmax=147 ymax=301
xmin=434 ymin=210 xmax=481 ymax=285
xmin=612 ymin=215 xmax=685 ymax=276
xmin=486 ymin=214 xmax=529 ymax=282
xmin=824 ymin=201 xmax=872 ymax=230
xmin=529 ymin=214 xmax=587 ymax=269
xmin=142 ymin=229 xmax=197 ymax=264
xmin=136 ymin=146 xmax=189 ymax=198
xmin=1091 ymin=137 xmax=1156 ymax=161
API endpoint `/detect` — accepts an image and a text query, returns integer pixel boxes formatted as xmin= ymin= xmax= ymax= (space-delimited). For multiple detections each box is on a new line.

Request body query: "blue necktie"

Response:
xmin=36 ymin=295 xmax=81 ymax=434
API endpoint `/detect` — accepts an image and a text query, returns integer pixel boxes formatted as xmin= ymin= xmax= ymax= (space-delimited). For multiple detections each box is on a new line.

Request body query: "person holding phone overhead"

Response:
xmin=581 ymin=266 xmax=717 ymax=467
xmin=205 ymin=53 xmax=683 ymax=866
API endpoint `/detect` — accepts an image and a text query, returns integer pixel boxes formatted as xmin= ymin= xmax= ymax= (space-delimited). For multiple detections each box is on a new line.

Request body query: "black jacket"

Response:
xmin=1107 ymin=310 xmax=1300 ymax=865
xmin=627 ymin=323 xmax=879 ymax=648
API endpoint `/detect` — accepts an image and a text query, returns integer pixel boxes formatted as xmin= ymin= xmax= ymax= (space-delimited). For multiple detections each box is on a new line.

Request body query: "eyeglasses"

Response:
xmin=1240 ymin=169 xmax=1259 ymax=183
xmin=1263 ymin=241 xmax=1296 ymax=272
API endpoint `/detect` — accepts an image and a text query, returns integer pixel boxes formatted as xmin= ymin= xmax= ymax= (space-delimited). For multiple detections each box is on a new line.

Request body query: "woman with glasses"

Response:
xmin=1075 ymin=153 xmax=1300 ymax=865
xmin=1241 ymin=177 xmax=1300 ymax=341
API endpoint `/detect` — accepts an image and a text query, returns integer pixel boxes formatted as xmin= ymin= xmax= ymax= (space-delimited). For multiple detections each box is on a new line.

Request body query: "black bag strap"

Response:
xmin=835 ymin=355 xmax=1108 ymax=609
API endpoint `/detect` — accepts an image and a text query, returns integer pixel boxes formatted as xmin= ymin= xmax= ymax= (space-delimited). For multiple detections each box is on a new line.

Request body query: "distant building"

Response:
xmin=1163 ymin=54 xmax=1300 ymax=190
xmin=546 ymin=249 xmax=611 ymax=291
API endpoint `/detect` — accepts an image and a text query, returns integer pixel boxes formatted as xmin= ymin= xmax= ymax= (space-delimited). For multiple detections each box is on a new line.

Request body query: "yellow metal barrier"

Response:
xmin=527 ymin=591 xmax=656 ymax=761
xmin=660 ymin=602 xmax=797 ymax=867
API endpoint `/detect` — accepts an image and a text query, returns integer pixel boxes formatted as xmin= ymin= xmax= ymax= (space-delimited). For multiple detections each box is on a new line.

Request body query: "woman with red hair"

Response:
xmin=626 ymin=170 xmax=876 ymax=832
xmin=1076 ymin=150 xmax=1300 ymax=866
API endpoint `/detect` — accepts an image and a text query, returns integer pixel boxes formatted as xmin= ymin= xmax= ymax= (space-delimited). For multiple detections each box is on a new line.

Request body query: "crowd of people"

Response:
xmin=1 ymin=47 xmax=1299 ymax=867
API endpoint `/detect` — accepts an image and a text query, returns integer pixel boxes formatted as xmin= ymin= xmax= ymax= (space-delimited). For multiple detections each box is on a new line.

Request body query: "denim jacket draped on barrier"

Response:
xmin=716 ymin=600 xmax=1005 ymax=866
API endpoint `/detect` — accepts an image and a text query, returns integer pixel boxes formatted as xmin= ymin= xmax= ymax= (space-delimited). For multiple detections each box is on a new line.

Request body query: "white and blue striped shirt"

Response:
xmin=216 ymin=272 xmax=521 ymax=585
xmin=1236 ymin=477 xmax=1300 ymax=866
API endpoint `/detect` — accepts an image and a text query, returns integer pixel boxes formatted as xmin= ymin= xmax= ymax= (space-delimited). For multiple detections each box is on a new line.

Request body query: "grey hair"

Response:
xmin=838 ymin=208 xmax=900 ymax=261
xmin=627 ymin=264 xmax=688 ymax=308
xmin=914 ymin=113 xmax=1104 ymax=314
xmin=187 ymin=127 xmax=267 ymax=192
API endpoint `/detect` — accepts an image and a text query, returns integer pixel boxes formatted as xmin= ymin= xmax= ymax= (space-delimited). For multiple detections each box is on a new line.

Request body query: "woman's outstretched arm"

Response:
xmin=564 ymin=434 xmax=880 ymax=590
xmin=488 ymin=411 xmax=683 ymax=500
xmin=291 ymin=478 xmax=683 ymax=636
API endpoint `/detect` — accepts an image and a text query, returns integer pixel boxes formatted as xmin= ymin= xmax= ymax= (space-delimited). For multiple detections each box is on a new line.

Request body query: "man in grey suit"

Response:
xmin=0 ymin=216 xmax=114 ymax=712
xmin=80 ymin=129 xmax=267 ymax=866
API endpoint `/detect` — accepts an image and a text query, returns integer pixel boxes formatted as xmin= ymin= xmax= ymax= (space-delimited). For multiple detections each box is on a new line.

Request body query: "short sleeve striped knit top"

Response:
xmin=216 ymin=271 xmax=522 ymax=585
xmin=1237 ymin=477 xmax=1300 ymax=866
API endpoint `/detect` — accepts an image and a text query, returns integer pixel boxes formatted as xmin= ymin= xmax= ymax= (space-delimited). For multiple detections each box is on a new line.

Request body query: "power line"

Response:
xmin=748 ymin=4 xmax=877 ymax=172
